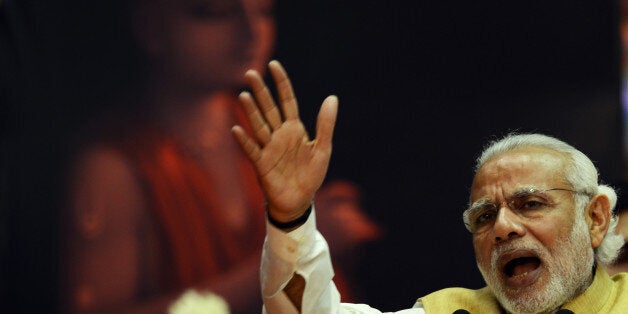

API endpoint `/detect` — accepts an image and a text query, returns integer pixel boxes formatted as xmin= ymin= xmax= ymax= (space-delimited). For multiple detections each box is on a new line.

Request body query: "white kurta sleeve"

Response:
xmin=260 ymin=207 xmax=425 ymax=314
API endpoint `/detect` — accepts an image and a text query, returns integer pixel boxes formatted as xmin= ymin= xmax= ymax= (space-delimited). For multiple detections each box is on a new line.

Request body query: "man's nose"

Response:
xmin=491 ymin=205 xmax=525 ymax=243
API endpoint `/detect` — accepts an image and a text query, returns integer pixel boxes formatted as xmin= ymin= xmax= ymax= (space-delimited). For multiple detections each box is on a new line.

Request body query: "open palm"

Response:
xmin=232 ymin=61 xmax=338 ymax=222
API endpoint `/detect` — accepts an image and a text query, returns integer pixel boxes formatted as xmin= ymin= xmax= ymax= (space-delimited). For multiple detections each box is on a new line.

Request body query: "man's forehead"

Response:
xmin=470 ymin=146 xmax=569 ymax=199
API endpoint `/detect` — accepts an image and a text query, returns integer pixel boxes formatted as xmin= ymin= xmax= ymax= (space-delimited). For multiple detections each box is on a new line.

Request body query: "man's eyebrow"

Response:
xmin=510 ymin=186 xmax=543 ymax=198
xmin=467 ymin=199 xmax=493 ymax=213
xmin=467 ymin=185 xmax=542 ymax=211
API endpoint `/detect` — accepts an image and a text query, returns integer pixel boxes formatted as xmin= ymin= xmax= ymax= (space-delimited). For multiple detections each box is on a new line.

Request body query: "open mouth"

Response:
xmin=499 ymin=251 xmax=542 ymax=287
xmin=504 ymin=256 xmax=541 ymax=278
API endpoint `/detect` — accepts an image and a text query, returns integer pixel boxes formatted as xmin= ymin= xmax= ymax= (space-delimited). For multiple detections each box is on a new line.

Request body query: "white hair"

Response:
xmin=474 ymin=133 xmax=624 ymax=266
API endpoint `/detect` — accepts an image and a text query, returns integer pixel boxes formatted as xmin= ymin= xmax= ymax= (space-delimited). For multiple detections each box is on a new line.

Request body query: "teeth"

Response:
xmin=512 ymin=271 xmax=528 ymax=279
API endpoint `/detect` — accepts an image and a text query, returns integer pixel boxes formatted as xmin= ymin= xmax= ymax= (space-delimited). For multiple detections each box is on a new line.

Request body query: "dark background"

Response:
xmin=1 ymin=0 xmax=624 ymax=311
xmin=275 ymin=0 xmax=623 ymax=310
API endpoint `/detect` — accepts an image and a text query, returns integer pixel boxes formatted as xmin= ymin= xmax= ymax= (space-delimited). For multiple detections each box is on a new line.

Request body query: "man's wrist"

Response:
xmin=267 ymin=205 xmax=312 ymax=230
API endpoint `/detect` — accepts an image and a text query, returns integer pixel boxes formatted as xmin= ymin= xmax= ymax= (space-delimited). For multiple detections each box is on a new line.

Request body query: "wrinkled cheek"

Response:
xmin=472 ymin=237 xmax=493 ymax=270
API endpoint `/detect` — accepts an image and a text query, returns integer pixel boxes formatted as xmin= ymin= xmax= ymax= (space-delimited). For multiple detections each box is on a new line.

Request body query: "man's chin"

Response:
xmin=480 ymin=264 xmax=555 ymax=313
xmin=493 ymin=282 xmax=553 ymax=314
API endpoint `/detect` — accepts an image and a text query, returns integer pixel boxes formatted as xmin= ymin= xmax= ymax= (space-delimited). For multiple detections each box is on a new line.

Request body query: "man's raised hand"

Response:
xmin=231 ymin=60 xmax=338 ymax=223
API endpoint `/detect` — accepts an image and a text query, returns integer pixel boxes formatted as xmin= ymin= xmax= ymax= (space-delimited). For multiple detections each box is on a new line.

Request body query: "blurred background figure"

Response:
xmin=62 ymin=0 xmax=379 ymax=313
xmin=315 ymin=180 xmax=383 ymax=302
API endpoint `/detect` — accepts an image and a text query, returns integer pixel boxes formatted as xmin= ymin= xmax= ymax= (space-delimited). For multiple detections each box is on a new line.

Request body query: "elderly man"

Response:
xmin=231 ymin=61 xmax=628 ymax=313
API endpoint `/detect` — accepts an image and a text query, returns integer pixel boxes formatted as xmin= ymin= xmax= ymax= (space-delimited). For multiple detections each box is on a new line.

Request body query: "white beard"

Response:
xmin=477 ymin=214 xmax=595 ymax=314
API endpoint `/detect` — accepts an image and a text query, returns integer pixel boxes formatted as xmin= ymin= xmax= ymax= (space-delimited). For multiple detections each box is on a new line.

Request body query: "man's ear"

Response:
xmin=586 ymin=194 xmax=611 ymax=248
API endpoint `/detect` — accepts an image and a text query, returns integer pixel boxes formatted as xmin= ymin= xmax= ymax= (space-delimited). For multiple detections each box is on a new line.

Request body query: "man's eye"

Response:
xmin=475 ymin=210 xmax=496 ymax=225
xmin=519 ymin=200 xmax=545 ymax=210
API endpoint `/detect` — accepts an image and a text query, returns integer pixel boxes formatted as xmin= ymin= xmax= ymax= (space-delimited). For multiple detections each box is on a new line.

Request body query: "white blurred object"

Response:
xmin=169 ymin=290 xmax=230 ymax=314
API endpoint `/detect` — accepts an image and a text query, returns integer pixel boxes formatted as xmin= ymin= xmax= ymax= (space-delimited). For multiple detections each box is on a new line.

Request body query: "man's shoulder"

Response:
xmin=420 ymin=286 xmax=489 ymax=297
xmin=563 ymin=268 xmax=628 ymax=313
xmin=418 ymin=285 xmax=494 ymax=302
xmin=417 ymin=286 xmax=502 ymax=314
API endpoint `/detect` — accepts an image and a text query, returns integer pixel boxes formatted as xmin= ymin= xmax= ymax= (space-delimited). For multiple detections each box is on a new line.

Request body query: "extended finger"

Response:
xmin=269 ymin=60 xmax=299 ymax=121
xmin=315 ymin=95 xmax=338 ymax=151
xmin=231 ymin=125 xmax=263 ymax=164
xmin=238 ymin=92 xmax=272 ymax=145
xmin=245 ymin=69 xmax=283 ymax=130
